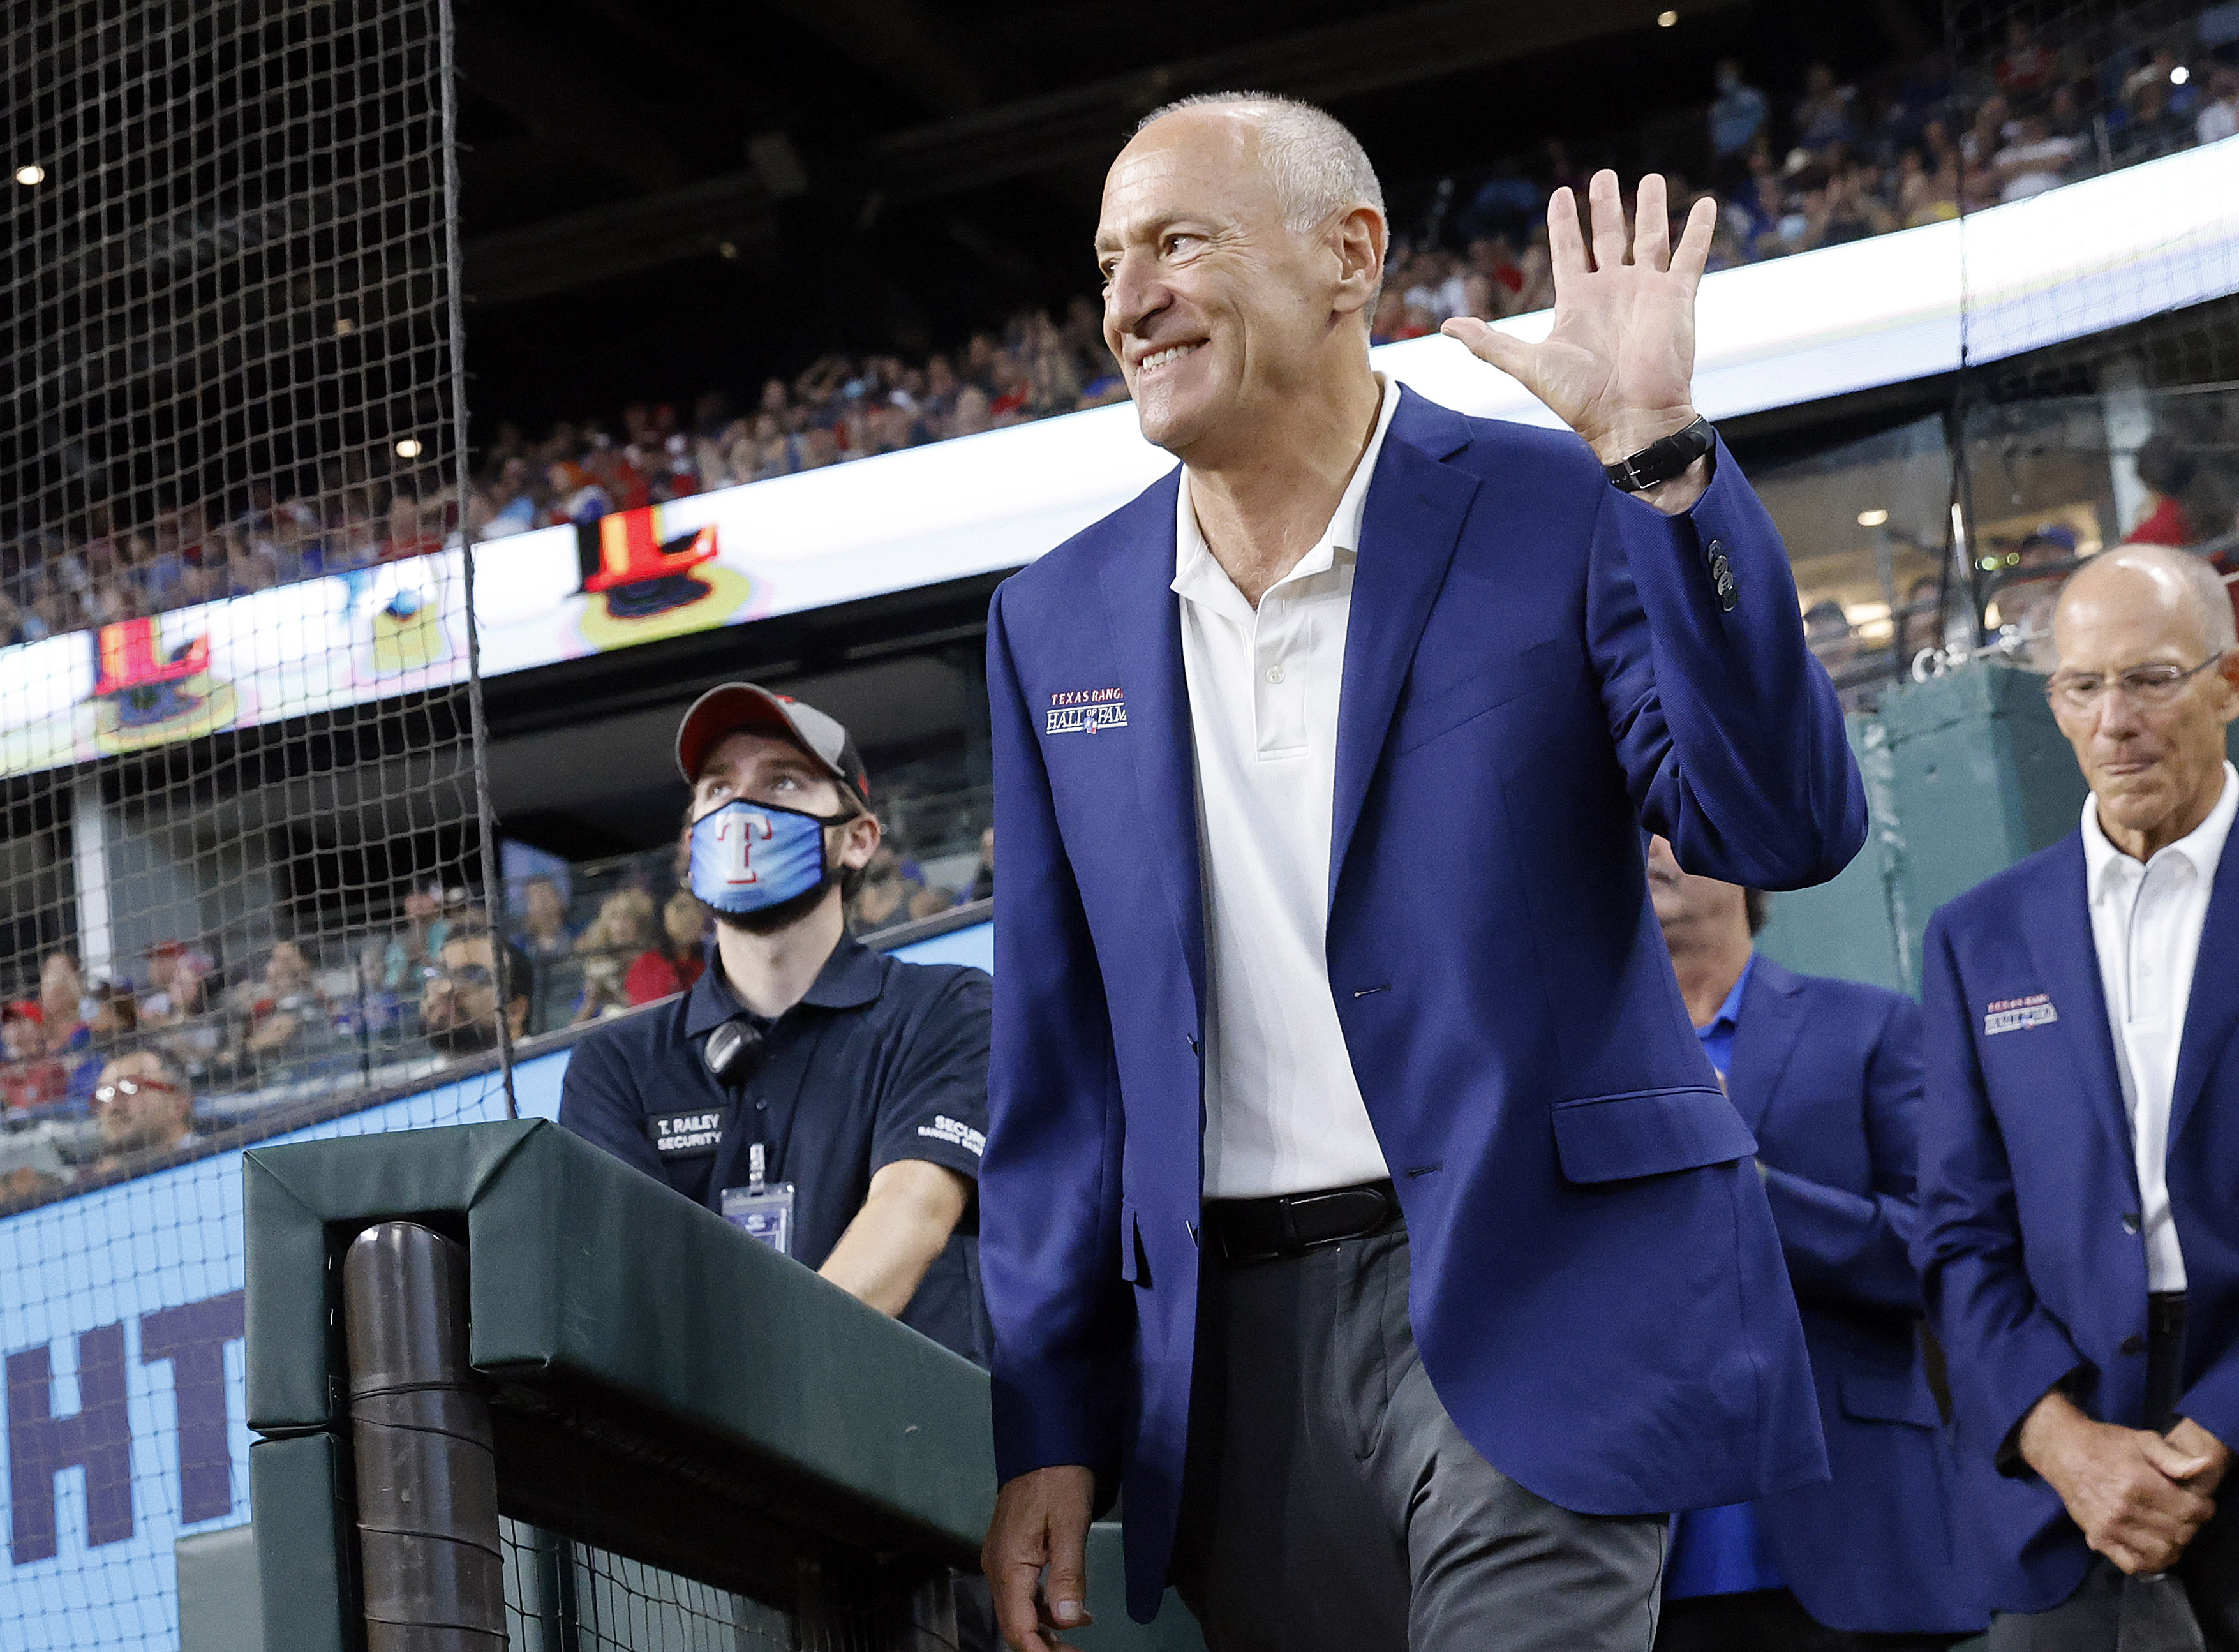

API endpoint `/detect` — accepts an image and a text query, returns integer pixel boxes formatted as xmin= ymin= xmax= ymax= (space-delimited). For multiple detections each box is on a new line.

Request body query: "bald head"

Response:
xmin=2049 ymin=544 xmax=2239 ymax=860
xmin=1135 ymin=93 xmax=1385 ymax=234
xmin=2055 ymin=544 xmax=2237 ymax=660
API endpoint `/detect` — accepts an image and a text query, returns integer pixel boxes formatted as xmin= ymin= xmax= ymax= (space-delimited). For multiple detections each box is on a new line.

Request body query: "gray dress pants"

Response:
xmin=1171 ymin=1220 xmax=1667 ymax=1652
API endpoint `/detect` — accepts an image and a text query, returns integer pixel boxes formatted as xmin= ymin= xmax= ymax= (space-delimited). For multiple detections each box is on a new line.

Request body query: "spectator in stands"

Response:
xmin=91 ymin=1048 xmax=198 ymax=1170
xmin=572 ymin=889 xmax=657 ymax=1022
xmin=40 ymin=951 xmax=89 ymax=1056
xmin=1794 ymin=61 xmax=1860 ymax=153
xmin=1917 ymin=546 xmax=2239 ymax=1642
xmin=513 ymin=875 xmax=577 ymax=964
xmin=1709 ymin=61 xmax=1771 ymax=183
xmin=382 ymin=884 xmax=456 ymax=993
xmin=68 ymin=983 xmax=140 ymax=1105
xmin=558 ymin=683 xmax=992 ymax=1367
xmin=1646 ymin=836 xmax=1981 ymax=1649
xmin=240 ymin=939 xmax=331 ymax=1071
xmin=2199 ymin=65 xmax=2239 ymax=147
xmin=1999 ymin=525 xmax=2079 ymax=669
xmin=1 ymin=1002 xmax=67 ymax=1112
xmin=1994 ymin=114 xmax=2082 ymax=202
xmin=418 ymin=923 xmax=533 ymax=1054
xmin=2127 ymin=433 xmax=2199 ymax=547
xmin=851 ymin=844 xmax=924 ymax=932
xmin=624 ymin=889 xmax=709 ymax=1005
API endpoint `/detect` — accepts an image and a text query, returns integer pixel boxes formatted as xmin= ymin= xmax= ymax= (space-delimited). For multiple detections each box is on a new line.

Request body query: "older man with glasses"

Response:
xmin=1917 ymin=542 xmax=2239 ymax=1649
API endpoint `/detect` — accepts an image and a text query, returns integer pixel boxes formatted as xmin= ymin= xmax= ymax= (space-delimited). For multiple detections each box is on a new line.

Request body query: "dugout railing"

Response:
xmin=242 ymin=1118 xmax=1204 ymax=1652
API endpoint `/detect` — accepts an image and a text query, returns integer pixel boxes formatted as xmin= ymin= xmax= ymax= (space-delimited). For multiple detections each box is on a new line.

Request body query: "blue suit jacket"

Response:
xmin=1732 ymin=957 xmax=1982 ymax=1635
xmin=981 ymin=387 xmax=1868 ymax=1621
xmin=1916 ymin=828 xmax=2239 ymax=1611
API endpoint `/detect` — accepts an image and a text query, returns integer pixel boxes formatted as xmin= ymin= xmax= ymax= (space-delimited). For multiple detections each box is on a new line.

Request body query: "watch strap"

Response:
xmin=1605 ymin=416 xmax=1715 ymax=493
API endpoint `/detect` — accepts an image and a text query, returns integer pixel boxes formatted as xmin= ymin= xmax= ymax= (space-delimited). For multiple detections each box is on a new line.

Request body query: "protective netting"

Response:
xmin=498 ymin=1521 xmax=952 ymax=1652
xmin=1928 ymin=0 xmax=2239 ymax=670
xmin=0 ymin=1 xmax=512 ymax=1646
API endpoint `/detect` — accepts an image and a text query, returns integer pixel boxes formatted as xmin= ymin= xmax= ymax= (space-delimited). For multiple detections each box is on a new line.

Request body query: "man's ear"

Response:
xmin=837 ymin=812 xmax=882 ymax=870
xmin=1331 ymin=204 xmax=1387 ymax=318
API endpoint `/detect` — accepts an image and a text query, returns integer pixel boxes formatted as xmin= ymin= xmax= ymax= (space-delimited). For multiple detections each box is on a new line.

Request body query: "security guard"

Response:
xmin=559 ymin=683 xmax=992 ymax=1363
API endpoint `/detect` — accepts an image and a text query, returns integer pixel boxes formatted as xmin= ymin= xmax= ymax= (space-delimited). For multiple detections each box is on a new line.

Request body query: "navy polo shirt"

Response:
xmin=558 ymin=934 xmax=992 ymax=1364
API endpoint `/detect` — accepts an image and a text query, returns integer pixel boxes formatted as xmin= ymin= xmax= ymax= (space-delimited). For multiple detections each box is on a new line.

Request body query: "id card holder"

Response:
xmin=721 ymin=1143 xmax=795 ymax=1257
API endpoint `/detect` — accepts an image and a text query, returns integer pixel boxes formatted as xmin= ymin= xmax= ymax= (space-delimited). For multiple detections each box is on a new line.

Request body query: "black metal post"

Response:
xmin=343 ymin=1221 xmax=507 ymax=1650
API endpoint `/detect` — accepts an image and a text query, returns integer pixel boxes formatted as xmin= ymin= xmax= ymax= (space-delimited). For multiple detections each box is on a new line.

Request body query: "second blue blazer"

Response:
xmin=981 ymin=387 xmax=1868 ymax=1621
xmin=1731 ymin=956 xmax=1982 ymax=1635
xmin=1916 ymin=829 xmax=2239 ymax=1612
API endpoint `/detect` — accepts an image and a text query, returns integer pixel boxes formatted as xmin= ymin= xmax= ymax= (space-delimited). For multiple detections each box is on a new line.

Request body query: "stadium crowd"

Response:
xmin=6 ymin=11 xmax=2239 ymax=648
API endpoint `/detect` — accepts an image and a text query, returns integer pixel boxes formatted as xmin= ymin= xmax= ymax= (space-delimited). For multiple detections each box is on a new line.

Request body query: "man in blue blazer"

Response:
xmin=1916 ymin=545 xmax=2239 ymax=1648
xmin=978 ymin=93 xmax=1864 ymax=1652
xmin=1646 ymin=837 xmax=1980 ymax=1649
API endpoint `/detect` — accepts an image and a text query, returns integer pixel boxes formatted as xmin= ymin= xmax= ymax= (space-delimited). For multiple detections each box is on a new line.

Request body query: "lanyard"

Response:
xmin=732 ymin=1013 xmax=834 ymax=1186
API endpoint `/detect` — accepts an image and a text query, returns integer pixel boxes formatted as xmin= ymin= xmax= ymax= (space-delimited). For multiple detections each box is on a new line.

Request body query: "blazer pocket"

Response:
xmin=1394 ymin=636 xmax=1572 ymax=755
xmin=1839 ymin=1365 xmax=1942 ymax=1429
xmin=1552 ymin=1087 xmax=1758 ymax=1184
xmin=1118 ymin=1201 xmax=1149 ymax=1286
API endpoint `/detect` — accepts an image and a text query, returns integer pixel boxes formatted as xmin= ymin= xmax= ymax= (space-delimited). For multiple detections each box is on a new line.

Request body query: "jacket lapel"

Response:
xmin=2170 ymin=822 xmax=2239 ymax=1149
xmin=2024 ymin=832 xmax=2133 ymax=1165
xmin=1097 ymin=472 xmax=1207 ymax=1016
xmin=1328 ymin=389 xmax=1482 ymax=905
xmin=1724 ymin=956 xmax=1807 ymax=1138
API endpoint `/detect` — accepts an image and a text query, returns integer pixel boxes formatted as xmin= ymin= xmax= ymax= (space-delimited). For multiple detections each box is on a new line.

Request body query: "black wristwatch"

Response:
xmin=1604 ymin=416 xmax=1716 ymax=493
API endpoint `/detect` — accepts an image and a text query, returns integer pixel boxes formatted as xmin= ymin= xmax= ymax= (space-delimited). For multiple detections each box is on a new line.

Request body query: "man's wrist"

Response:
xmin=2016 ymin=1386 xmax=2087 ymax=1476
xmin=1586 ymin=406 xmax=1703 ymax=467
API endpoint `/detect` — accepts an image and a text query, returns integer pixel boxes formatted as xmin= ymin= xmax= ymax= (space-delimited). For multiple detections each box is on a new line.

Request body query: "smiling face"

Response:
xmin=1094 ymin=105 xmax=1383 ymax=462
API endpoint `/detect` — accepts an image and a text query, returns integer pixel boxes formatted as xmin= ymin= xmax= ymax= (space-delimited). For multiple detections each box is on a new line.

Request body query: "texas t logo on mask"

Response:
xmin=688 ymin=799 xmax=851 ymax=915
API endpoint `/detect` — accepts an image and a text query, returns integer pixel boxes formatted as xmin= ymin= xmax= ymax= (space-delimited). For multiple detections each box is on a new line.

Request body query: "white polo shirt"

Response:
xmin=1174 ymin=375 xmax=1400 ymax=1201
xmin=2081 ymin=761 xmax=2239 ymax=1293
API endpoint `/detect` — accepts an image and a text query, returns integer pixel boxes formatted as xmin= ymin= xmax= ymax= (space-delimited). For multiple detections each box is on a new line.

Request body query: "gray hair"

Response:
xmin=1135 ymin=91 xmax=1385 ymax=234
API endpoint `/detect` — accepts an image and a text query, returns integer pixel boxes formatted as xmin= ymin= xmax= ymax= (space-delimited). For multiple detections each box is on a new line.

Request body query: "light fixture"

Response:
xmin=13 ymin=164 xmax=44 ymax=186
xmin=2172 ymin=64 xmax=2191 ymax=86
xmin=1657 ymin=9 xmax=1679 ymax=24
xmin=718 ymin=240 xmax=739 ymax=260
xmin=1856 ymin=507 xmax=1889 ymax=527
xmin=334 ymin=317 xmax=355 ymax=336
xmin=394 ymin=438 xmax=424 ymax=458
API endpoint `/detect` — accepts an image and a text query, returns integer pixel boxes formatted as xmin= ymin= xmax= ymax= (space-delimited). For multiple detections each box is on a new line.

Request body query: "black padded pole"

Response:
xmin=343 ymin=1221 xmax=507 ymax=1652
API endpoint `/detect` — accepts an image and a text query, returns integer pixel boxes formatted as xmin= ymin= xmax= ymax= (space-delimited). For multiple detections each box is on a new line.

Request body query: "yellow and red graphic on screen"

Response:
xmin=88 ymin=616 xmax=241 ymax=753
xmin=574 ymin=503 xmax=751 ymax=650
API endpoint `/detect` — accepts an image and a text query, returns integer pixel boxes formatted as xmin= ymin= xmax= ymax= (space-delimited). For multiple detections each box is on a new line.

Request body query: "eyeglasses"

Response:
xmin=420 ymin=963 xmax=495 ymax=987
xmin=93 ymin=1077 xmax=184 ymax=1106
xmin=2043 ymin=655 xmax=2227 ymax=714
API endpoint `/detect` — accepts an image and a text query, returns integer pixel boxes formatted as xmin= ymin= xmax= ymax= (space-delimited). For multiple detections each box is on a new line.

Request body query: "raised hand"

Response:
xmin=1442 ymin=171 xmax=1713 ymax=471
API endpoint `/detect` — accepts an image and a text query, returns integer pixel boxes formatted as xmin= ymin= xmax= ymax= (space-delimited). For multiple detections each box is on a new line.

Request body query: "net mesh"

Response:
xmin=0 ymin=1 xmax=511 ymax=1646
xmin=498 ymin=1521 xmax=949 ymax=1652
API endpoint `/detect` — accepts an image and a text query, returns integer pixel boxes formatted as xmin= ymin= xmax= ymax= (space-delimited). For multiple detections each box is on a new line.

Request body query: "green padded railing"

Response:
xmin=242 ymin=1117 xmax=1202 ymax=1651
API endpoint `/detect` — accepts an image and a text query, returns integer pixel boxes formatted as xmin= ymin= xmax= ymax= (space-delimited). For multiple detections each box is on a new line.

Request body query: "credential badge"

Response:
xmin=1984 ymin=993 xmax=2058 ymax=1036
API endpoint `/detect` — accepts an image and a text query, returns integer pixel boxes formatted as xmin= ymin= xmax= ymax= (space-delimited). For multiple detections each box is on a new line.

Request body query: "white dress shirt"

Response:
xmin=2081 ymin=761 xmax=2239 ymax=1292
xmin=1175 ymin=375 xmax=1401 ymax=1200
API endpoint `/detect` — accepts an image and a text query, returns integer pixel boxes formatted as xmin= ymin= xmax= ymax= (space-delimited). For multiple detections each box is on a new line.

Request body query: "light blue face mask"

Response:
xmin=687 ymin=799 xmax=853 ymax=915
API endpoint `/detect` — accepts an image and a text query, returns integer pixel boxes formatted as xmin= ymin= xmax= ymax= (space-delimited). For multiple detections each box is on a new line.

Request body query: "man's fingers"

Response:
xmin=2141 ymin=1431 xmax=2216 ymax=1483
xmin=1040 ymin=1494 xmax=1094 ymax=1632
xmin=1547 ymin=186 xmax=1586 ymax=286
xmin=1633 ymin=174 xmax=1670 ymax=272
xmin=990 ymin=1563 xmax=1053 ymax=1652
xmin=1439 ymin=317 xmax=1534 ymax=382
xmin=1672 ymin=195 xmax=1718 ymax=288
xmin=1588 ymin=170 xmax=1628 ymax=271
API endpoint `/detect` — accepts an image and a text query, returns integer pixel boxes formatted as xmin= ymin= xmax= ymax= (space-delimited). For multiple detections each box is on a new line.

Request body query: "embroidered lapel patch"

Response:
xmin=1046 ymin=687 xmax=1127 ymax=735
xmin=1984 ymin=993 xmax=2058 ymax=1036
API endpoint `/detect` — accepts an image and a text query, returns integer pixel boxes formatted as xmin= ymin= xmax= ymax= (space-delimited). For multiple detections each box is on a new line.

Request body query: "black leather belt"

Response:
xmin=1205 ymin=1179 xmax=1398 ymax=1265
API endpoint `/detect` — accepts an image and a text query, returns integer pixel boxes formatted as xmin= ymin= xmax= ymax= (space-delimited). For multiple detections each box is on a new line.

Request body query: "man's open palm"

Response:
xmin=1443 ymin=170 xmax=1713 ymax=465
